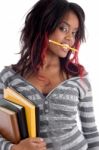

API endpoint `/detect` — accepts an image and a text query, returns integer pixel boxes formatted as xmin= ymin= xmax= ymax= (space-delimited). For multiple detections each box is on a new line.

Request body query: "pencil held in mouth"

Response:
xmin=49 ymin=40 xmax=78 ymax=52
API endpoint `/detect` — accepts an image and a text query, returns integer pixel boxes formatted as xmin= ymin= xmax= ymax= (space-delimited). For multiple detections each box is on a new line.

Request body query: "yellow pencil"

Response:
xmin=49 ymin=40 xmax=78 ymax=52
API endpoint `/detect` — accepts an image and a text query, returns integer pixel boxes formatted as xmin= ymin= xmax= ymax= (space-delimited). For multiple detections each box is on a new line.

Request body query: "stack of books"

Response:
xmin=0 ymin=87 xmax=40 ymax=144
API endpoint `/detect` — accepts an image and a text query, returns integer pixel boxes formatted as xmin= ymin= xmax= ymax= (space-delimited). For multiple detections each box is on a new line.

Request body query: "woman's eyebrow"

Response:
xmin=60 ymin=21 xmax=79 ymax=30
xmin=60 ymin=21 xmax=70 ymax=26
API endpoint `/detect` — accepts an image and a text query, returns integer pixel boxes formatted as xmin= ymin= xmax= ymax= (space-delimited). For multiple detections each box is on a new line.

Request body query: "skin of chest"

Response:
xmin=25 ymin=68 xmax=67 ymax=94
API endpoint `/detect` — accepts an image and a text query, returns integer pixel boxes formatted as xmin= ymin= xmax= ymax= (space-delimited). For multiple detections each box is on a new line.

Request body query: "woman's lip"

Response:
xmin=61 ymin=43 xmax=69 ymax=51
xmin=61 ymin=46 xmax=69 ymax=52
xmin=62 ymin=43 xmax=69 ymax=48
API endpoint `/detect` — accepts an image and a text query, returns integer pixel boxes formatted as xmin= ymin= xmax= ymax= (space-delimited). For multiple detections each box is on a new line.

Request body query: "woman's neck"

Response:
xmin=41 ymin=53 xmax=60 ymax=71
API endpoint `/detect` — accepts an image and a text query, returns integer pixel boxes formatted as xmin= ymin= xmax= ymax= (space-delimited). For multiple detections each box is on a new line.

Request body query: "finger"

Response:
xmin=35 ymin=143 xmax=47 ymax=149
xmin=29 ymin=137 xmax=45 ymax=143
xmin=30 ymin=142 xmax=47 ymax=150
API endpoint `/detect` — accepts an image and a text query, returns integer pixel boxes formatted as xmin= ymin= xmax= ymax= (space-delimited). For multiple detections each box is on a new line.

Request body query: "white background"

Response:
xmin=0 ymin=0 xmax=99 ymax=128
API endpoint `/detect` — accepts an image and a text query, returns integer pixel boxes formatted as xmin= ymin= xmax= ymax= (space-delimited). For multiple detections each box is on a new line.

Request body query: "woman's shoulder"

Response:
xmin=68 ymin=68 xmax=88 ymax=81
xmin=0 ymin=65 xmax=14 ymax=76
xmin=0 ymin=66 xmax=17 ymax=84
xmin=75 ymin=71 xmax=92 ymax=93
xmin=68 ymin=68 xmax=91 ymax=88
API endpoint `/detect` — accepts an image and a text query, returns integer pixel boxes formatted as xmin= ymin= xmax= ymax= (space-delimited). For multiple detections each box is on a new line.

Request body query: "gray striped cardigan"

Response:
xmin=0 ymin=66 xmax=99 ymax=150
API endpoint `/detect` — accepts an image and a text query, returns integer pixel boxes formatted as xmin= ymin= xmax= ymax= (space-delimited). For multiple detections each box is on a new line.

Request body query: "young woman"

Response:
xmin=0 ymin=0 xmax=99 ymax=149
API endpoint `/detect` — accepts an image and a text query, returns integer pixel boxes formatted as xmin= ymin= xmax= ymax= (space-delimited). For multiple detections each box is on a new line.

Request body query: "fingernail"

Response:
xmin=40 ymin=138 xmax=44 ymax=141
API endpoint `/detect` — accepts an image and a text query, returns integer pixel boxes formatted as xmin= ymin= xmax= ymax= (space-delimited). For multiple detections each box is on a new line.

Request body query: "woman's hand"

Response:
xmin=11 ymin=137 xmax=47 ymax=150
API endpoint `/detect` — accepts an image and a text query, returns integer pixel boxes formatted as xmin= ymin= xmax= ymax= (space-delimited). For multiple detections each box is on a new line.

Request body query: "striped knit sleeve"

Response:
xmin=0 ymin=74 xmax=14 ymax=150
xmin=78 ymin=75 xmax=99 ymax=149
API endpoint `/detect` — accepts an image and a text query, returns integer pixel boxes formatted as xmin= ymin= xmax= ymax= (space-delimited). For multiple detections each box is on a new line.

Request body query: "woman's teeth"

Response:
xmin=62 ymin=44 xmax=69 ymax=50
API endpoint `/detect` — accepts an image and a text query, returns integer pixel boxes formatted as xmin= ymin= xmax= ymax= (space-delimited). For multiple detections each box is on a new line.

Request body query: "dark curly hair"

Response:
xmin=12 ymin=0 xmax=86 ymax=77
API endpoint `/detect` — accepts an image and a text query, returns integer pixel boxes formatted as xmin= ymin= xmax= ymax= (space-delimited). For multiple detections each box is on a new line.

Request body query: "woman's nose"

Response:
xmin=64 ymin=33 xmax=75 ymax=46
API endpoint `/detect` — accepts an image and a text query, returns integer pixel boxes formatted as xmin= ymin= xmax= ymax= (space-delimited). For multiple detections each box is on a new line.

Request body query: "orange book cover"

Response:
xmin=0 ymin=106 xmax=21 ymax=144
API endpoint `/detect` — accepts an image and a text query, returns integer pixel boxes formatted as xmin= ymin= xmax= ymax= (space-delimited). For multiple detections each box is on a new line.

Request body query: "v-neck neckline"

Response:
xmin=7 ymin=67 xmax=83 ymax=98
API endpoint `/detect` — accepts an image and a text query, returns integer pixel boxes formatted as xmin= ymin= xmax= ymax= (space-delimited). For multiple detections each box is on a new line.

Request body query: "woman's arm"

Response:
xmin=78 ymin=76 xmax=99 ymax=149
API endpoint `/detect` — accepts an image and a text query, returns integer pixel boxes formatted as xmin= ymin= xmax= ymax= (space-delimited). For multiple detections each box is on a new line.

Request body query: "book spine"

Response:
xmin=10 ymin=114 xmax=21 ymax=144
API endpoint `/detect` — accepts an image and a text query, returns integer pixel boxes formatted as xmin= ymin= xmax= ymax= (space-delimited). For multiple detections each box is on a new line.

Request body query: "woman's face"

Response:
xmin=48 ymin=10 xmax=79 ymax=58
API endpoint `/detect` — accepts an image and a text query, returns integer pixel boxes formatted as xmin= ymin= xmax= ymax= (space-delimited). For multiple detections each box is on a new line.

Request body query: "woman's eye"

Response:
xmin=59 ymin=26 xmax=68 ymax=33
xmin=72 ymin=31 xmax=77 ymax=37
